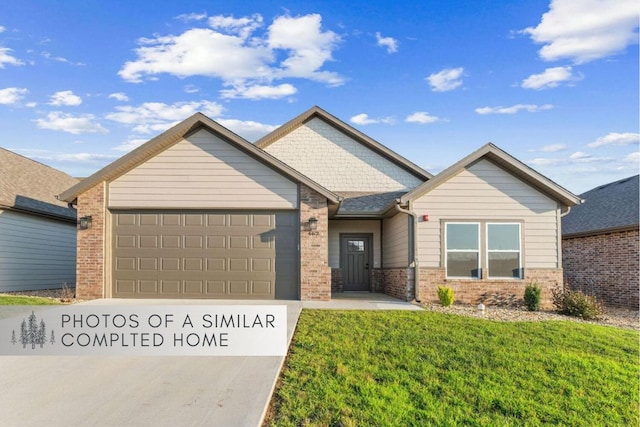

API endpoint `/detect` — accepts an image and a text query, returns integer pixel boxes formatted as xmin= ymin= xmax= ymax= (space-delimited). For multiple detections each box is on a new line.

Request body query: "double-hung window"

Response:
xmin=445 ymin=223 xmax=480 ymax=279
xmin=445 ymin=221 xmax=522 ymax=279
xmin=487 ymin=223 xmax=521 ymax=278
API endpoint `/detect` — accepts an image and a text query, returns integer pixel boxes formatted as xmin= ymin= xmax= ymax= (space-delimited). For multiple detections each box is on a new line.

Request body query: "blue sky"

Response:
xmin=0 ymin=0 xmax=638 ymax=194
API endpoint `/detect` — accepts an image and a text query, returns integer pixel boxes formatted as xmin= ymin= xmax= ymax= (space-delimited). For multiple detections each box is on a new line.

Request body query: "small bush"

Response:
xmin=437 ymin=286 xmax=454 ymax=307
xmin=524 ymin=283 xmax=541 ymax=311
xmin=552 ymin=287 xmax=605 ymax=320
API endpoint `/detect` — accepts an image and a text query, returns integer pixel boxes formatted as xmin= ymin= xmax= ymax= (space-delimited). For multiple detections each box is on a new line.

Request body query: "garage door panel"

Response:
xmin=112 ymin=211 xmax=298 ymax=299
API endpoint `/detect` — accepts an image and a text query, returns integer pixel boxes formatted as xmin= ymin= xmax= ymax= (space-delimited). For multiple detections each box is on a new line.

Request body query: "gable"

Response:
xmin=108 ymin=129 xmax=298 ymax=209
xmin=262 ymin=117 xmax=424 ymax=192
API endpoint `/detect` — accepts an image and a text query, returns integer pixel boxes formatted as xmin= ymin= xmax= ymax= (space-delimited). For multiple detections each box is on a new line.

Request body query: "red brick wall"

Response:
xmin=382 ymin=268 xmax=414 ymax=301
xmin=75 ymin=182 xmax=105 ymax=300
xmin=563 ymin=229 xmax=639 ymax=310
xmin=299 ymin=184 xmax=331 ymax=300
xmin=418 ymin=268 xmax=563 ymax=309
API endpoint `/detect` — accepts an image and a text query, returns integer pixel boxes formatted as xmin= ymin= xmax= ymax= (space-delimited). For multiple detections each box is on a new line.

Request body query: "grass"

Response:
xmin=0 ymin=294 xmax=61 ymax=305
xmin=267 ymin=310 xmax=639 ymax=426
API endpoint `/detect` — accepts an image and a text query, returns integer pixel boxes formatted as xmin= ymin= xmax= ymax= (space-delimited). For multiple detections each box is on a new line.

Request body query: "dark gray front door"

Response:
xmin=340 ymin=234 xmax=371 ymax=291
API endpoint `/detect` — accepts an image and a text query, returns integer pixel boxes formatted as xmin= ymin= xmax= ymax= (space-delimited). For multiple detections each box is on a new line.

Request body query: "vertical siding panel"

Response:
xmin=414 ymin=160 xmax=560 ymax=268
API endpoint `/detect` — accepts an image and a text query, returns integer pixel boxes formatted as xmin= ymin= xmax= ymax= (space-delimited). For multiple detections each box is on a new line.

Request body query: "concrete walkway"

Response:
xmin=0 ymin=294 xmax=420 ymax=426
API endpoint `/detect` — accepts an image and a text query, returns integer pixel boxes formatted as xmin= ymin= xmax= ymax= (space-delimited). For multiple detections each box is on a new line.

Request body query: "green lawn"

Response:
xmin=267 ymin=310 xmax=639 ymax=426
xmin=0 ymin=294 xmax=61 ymax=305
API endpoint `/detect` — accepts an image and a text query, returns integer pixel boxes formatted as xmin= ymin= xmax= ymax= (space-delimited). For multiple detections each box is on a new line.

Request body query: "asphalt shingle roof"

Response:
xmin=336 ymin=191 xmax=406 ymax=214
xmin=562 ymin=175 xmax=639 ymax=237
xmin=0 ymin=147 xmax=79 ymax=220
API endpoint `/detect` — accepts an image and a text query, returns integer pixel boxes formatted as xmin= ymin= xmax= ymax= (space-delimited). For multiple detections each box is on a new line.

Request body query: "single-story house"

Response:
xmin=562 ymin=175 xmax=639 ymax=310
xmin=59 ymin=106 xmax=581 ymax=307
xmin=0 ymin=147 xmax=79 ymax=292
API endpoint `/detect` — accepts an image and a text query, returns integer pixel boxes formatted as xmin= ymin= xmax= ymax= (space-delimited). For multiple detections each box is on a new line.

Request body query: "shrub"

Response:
xmin=524 ymin=283 xmax=541 ymax=311
xmin=552 ymin=287 xmax=605 ymax=320
xmin=437 ymin=286 xmax=454 ymax=307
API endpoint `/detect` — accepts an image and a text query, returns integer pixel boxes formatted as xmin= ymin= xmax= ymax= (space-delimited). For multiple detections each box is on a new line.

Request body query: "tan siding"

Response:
xmin=0 ymin=210 xmax=76 ymax=291
xmin=328 ymin=220 xmax=381 ymax=268
xmin=382 ymin=213 xmax=409 ymax=268
xmin=263 ymin=118 xmax=423 ymax=192
xmin=414 ymin=159 xmax=560 ymax=268
xmin=109 ymin=129 xmax=297 ymax=209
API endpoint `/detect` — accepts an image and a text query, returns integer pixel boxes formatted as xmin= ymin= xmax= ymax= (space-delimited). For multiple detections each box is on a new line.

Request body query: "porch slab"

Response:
xmin=302 ymin=292 xmax=423 ymax=310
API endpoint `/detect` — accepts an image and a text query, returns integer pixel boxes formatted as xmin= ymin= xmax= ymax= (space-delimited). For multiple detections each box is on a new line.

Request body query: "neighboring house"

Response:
xmin=59 ymin=107 xmax=580 ymax=307
xmin=0 ymin=147 xmax=79 ymax=292
xmin=562 ymin=175 xmax=639 ymax=310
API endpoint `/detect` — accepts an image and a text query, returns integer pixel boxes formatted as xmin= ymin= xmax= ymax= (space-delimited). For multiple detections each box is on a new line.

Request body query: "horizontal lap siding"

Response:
xmin=382 ymin=213 xmax=409 ymax=268
xmin=108 ymin=129 xmax=297 ymax=209
xmin=0 ymin=210 xmax=76 ymax=291
xmin=414 ymin=159 xmax=560 ymax=268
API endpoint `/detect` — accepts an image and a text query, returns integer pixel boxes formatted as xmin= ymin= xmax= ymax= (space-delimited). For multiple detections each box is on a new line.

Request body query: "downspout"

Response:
xmin=394 ymin=201 xmax=420 ymax=302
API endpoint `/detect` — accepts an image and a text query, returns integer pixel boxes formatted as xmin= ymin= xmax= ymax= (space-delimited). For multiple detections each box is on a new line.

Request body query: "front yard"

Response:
xmin=266 ymin=310 xmax=639 ymax=426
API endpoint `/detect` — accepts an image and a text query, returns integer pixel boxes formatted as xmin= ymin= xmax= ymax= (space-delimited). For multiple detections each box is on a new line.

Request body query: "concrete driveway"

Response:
xmin=0 ymin=294 xmax=420 ymax=426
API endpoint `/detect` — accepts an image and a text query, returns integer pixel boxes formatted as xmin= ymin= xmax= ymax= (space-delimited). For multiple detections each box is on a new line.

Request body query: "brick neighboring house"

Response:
xmin=60 ymin=106 xmax=581 ymax=307
xmin=562 ymin=175 xmax=639 ymax=310
xmin=0 ymin=147 xmax=79 ymax=292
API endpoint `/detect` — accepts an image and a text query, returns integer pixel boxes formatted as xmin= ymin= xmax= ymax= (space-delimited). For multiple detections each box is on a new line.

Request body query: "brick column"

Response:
xmin=299 ymin=184 xmax=331 ymax=301
xmin=76 ymin=182 xmax=105 ymax=300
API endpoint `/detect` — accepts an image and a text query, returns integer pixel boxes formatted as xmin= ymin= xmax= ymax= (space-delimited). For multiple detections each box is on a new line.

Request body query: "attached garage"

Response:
xmin=59 ymin=113 xmax=339 ymax=300
xmin=112 ymin=211 xmax=299 ymax=299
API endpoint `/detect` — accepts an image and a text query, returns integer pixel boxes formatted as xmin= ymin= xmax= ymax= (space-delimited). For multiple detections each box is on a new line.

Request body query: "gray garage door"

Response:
xmin=112 ymin=211 xmax=298 ymax=299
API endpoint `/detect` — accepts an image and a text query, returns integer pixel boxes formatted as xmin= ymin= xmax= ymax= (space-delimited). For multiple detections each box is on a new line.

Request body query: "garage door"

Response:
xmin=112 ymin=211 xmax=298 ymax=299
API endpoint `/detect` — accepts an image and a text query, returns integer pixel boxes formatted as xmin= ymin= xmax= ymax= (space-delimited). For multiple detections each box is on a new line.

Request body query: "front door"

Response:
xmin=340 ymin=234 xmax=371 ymax=291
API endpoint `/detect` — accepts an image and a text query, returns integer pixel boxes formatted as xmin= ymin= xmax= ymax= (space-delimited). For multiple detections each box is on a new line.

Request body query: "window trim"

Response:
xmin=445 ymin=222 xmax=481 ymax=279
xmin=486 ymin=222 xmax=522 ymax=279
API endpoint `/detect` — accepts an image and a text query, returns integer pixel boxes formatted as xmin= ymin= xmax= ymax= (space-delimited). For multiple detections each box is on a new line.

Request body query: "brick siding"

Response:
xmin=331 ymin=268 xmax=343 ymax=292
xmin=299 ymin=184 xmax=331 ymax=300
xmin=563 ymin=229 xmax=639 ymax=310
xmin=382 ymin=268 xmax=414 ymax=301
xmin=418 ymin=268 xmax=563 ymax=309
xmin=75 ymin=182 xmax=105 ymax=300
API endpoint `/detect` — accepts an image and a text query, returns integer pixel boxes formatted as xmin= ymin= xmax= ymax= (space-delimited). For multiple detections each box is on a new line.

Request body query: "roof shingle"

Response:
xmin=562 ymin=175 xmax=639 ymax=237
xmin=0 ymin=147 xmax=79 ymax=220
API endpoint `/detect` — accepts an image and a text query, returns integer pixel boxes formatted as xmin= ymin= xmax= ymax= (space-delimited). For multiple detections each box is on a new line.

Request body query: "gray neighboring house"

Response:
xmin=0 ymin=147 xmax=79 ymax=292
xmin=562 ymin=175 xmax=639 ymax=310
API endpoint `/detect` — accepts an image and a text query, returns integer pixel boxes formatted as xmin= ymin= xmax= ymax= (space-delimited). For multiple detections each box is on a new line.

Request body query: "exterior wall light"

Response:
xmin=79 ymin=216 xmax=92 ymax=230
xmin=307 ymin=217 xmax=318 ymax=234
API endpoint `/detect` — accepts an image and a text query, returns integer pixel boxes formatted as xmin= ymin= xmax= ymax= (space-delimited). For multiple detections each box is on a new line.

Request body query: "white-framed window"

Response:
xmin=487 ymin=223 xmax=522 ymax=279
xmin=445 ymin=222 xmax=481 ymax=279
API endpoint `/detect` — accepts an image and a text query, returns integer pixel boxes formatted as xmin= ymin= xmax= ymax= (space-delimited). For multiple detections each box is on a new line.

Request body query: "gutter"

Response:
xmin=394 ymin=201 xmax=420 ymax=303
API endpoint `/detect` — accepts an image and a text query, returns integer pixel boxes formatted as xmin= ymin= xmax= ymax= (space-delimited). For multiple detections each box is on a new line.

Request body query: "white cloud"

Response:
xmin=220 ymin=83 xmax=297 ymax=100
xmin=521 ymin=66 xmax=581 ymax=90
xmin=175 ymin=12 xmax=207 ymax=22
xmin=522 ymin=0 xmax=640 ymax=63
xmin=35 ymin=112 xmax=108 ymax=134
xmin=426 ymin=67 xmax=464 ymax=92
xmin=184 ymin=84 xmax=199 ymax=93
xmin=49 ymin=90 xmax=82 ymax=106
xmin=405 ymin=112 xmax=441 ymax=124
xmin=41 ymin=51 xmax=85 ymax=66
xmin=350 ymin=113 xmax=395 ymax=125
xmin=588 ymin=132 xmax=640 ymax=148
xmin=529 ymin=151 xmax=614 ymax=167
xmin=0 ymin=47 xmax=23 ymax=68
xmin=0 ymin=26 xmax=5 ymax=33
xmin=0 ymin=87 xmax=28 ymax=104
xmin=530 ymin=143 xmax=567 ymax=153
xmin=216 ymin=119 xmax=278 ymax=141
xmin=105 ymin=100 xmax=224 ymax=134
xmin=375 ymin=32 xmax=398 ymax=53
xmin=108 ymin=92 xmax=129 ymax=102
xmin=16 ymin=148 xmax=117 ymax=162
xmin=118 ymin=13 xmax=344 ymax=93
xmin=113 ymin=138 xmax=147 ymax=152
xmin=475 ymin=104 xmax=553 ymax=114
xmin=624 ymin=152 xmax=640 ymax=163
